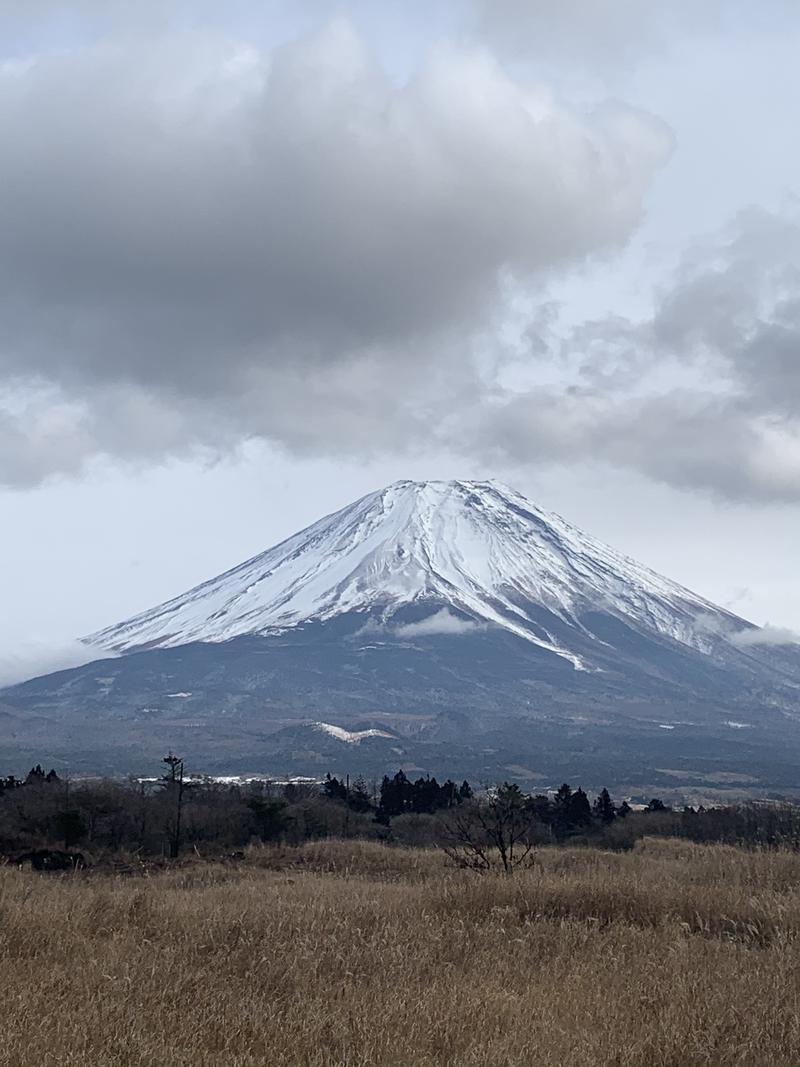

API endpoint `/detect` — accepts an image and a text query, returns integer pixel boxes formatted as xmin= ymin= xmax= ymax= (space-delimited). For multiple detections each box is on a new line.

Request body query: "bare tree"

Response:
xmin=441 ymin=783 xmax=538 ymax=874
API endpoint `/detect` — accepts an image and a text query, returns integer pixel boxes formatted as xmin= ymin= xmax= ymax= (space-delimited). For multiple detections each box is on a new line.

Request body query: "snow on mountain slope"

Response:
xmin=314 ymin=723 xmax=396 ymax=743
xmin=86 ymin=480 xmax=745 ymax=666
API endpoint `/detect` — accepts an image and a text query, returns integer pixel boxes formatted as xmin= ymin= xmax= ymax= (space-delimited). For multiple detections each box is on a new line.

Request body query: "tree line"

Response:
xmin=323 ymin=770 xmax=473 ymax=819
xmin=3 ymin=757 xmax=800 ymax=863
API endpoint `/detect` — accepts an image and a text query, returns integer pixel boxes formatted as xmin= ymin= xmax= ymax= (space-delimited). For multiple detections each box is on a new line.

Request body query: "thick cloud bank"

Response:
xmin=4 ymin=12 xmax=798 ymax=502
xmin=0 ymin=19 xmax=669 ymax=486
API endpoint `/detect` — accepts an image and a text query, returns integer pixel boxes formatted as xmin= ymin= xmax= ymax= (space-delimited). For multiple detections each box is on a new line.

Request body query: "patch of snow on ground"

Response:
xmin=314 ymin=722 xmax=395 ymax=743
xmin=210 ymin=774 xmax=319 ymax=785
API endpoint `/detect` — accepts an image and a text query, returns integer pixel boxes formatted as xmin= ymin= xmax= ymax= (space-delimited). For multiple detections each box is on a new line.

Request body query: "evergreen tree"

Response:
xmin=378 ymin=770 xmax=413 ymax=821
xmin=347 ymin=776 xmax=373 ymax=813
xmin=323 ymin=774 xmax=347 ymax=802
xmin=528 ymin=794 xmax=552 ymax=823
xmin=568 ymin=787 xmax=592 ymax=828
xmin=376 ymin=775 xmax=393 ymax=822
xmin=411 ymin=776 xmax=442 ymax=814
xmin=593 ymin=788 xmax=616 ymax=824
xmin=551 ymin=783 xmax=573 ymax=840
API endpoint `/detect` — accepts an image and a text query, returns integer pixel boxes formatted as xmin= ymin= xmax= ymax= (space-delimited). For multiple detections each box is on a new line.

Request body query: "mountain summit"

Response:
xmin=89 ymin=479 xmax=737 ymax=668
xmin=5 ymin=480 xmax=800 ymax=791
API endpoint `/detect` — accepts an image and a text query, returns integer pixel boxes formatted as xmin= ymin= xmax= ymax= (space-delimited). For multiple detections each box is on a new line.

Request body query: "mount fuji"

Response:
xmin=4 ymin=480 xmax=800 ymax=794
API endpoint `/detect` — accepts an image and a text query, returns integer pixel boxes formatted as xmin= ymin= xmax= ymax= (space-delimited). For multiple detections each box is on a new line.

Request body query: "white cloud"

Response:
xmin=694 ymin=612 xmax=800 ymax=649
xmin=394 ymin=609 xmax=485 ymax=638
xmin=0 ymin=639 xmax=114 ymax=688
xmin=730 ymin=624 xmax=800 ymax=648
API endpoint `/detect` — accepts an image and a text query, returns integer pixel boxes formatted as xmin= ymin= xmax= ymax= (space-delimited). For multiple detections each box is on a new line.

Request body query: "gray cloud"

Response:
xmin=474 ymin=208 xmax=800 ymax=501
xmin=0 ymin=18 xmax=671 ymax=486
xmin=474 ymin=1 xmax=798 ymax=72
xmin=476 ymin=0 xmax=717 ymax=69
xmin=4 ymin=12 xmax=798 ymax=505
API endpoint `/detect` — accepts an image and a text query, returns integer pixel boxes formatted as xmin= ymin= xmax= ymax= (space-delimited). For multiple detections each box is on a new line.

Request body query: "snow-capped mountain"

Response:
xmin=87 ymin=479 xmax=743 ymax=668
xmin=5 ymin=479 xmax=800 ymax=792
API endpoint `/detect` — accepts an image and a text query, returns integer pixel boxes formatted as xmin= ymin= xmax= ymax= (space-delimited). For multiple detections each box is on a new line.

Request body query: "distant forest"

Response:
xmin=3 ymin=758 xmax=800 ymax=866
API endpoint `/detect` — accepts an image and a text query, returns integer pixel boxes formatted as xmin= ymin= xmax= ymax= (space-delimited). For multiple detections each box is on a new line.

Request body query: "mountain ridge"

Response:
xmin=4 ymin=479 xmax=800 ymax=792
xmin=87 ymin=479 xmax=749 ymax=672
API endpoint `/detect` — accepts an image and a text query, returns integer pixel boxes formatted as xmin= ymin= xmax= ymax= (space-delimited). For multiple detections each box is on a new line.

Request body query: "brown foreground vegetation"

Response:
xmin=3 ymin=838 xmax=800 ymax=1066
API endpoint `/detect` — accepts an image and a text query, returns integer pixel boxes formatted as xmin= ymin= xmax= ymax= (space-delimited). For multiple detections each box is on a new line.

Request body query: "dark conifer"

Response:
xmin=323 ymin=774 xmax=348 ymax=802
xmin=378 ymin=770 xmax=413 ymax=820
xmin=347 ymin=776 xmax=373 ymax=812
xmin=593 ymin=788 xmax=616 ymax=824
xmin=528 ymin=794 xmax=552 ymax=823
xmin=551 ymin=782 xmax=573 ymax=839
xmin=569 ymin=787 xmax=592 ymax=828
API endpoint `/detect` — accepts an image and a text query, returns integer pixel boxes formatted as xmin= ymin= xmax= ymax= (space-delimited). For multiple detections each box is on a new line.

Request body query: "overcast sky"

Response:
xmin=2 ymin=0 xmax=800 ymax=684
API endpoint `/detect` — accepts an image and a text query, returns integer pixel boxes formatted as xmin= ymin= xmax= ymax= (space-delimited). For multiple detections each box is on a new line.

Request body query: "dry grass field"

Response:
xmin=3 ymin=838 xmax=800 ymax=1066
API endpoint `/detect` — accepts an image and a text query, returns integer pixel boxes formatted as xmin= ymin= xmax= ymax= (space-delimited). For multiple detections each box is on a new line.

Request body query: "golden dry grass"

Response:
xmin=3 ymin=838 xmax=800 ymax=1066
